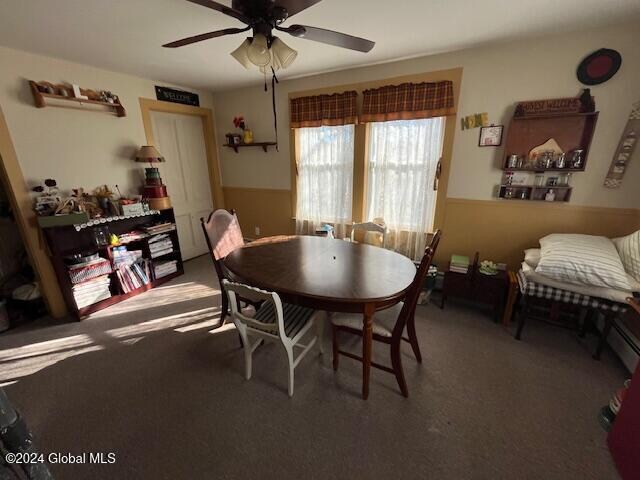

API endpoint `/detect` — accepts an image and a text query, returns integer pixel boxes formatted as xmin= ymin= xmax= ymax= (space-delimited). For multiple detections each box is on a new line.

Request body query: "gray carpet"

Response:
xmin=0 ymin=255 xmax=626 ymax=479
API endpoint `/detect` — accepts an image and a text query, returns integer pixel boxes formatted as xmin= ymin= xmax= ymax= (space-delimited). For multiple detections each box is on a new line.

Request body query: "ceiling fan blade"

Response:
xmin=185 ymin=0 xmax=251 ymax=24
xmin=163 ymin=27 xmax=250 ymax=48
xmin=282 ymin=25 xmax=375 ymax=52
xmin=275 ymin=0 xmax=323 ymax=17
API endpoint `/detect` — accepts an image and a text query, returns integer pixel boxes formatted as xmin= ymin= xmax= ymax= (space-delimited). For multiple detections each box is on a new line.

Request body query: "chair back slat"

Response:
xmin=392 ymin=230 xmax=442 ymax=338
xmin=223 ymin=280 xmax=284 ymax=335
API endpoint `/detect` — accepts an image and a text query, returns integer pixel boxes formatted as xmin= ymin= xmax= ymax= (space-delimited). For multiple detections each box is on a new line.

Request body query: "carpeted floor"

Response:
xmin=0 ymin=255 xmax=626 ymax=479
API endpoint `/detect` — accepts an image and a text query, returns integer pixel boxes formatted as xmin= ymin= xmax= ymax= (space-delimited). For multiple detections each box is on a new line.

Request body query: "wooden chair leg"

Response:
xmin=515 ymin=296 xmax=529 ymax=340
xmin=391 ymin=340 xmax=408 ymax=397
xmin=594 ymin=313 xmax=614 ymax=360
xmin=332 ymin=325 xmax=339 ymax=371
xmin=406 ymin=317 xmax=422 ymax=363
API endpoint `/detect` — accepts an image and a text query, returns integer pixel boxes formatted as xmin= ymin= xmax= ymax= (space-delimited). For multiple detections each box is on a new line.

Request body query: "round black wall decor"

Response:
xmin=577 ymin=48 xmax=622 ymax=85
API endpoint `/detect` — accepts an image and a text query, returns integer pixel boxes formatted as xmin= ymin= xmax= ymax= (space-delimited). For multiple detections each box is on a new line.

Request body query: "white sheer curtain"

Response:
xmin=295 ymin=125 xmax=354 ymax=238
xmin=366 ymin=117 xmax=445 ymax=260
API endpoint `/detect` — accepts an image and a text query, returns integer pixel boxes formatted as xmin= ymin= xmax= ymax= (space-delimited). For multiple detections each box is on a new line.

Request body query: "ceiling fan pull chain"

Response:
xmin=271 ymin=68 xmax=279 ymax=151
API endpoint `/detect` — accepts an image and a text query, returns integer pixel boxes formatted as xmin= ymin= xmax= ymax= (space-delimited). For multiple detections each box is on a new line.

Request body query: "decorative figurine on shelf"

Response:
xmin=479 ymin=260 xmax=498 ymax=276
xmin=31 ymin=178 xmax=61 ymax=216
xmin=233 ymin=115 xmax=253 ymax=144
xmin=99 ymin=90 xmax=119 ymax=104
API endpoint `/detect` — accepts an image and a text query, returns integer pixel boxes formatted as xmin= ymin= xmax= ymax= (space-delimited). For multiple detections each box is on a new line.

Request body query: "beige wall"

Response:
xmin=0 ymin=46 xmax=218 ymax=317
xmin=213 ymin=21 xmax=638 ymax=209
xmin=0 ymin=45 xmax=216 ymax=196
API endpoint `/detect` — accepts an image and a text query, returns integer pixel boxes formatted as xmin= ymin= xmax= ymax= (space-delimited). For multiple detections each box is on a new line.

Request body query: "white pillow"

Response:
xmin=535 ymin=234 xmax=631 ymax=291
xmin=524 ymin=248 xmax=541 ymax=268
xmin=612 ymin=230 xmax=640 ymax=282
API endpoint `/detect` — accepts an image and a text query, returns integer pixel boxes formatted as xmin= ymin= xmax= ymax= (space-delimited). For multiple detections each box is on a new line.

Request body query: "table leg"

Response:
xmin=362 ymin=303 xmax=375 ymax=400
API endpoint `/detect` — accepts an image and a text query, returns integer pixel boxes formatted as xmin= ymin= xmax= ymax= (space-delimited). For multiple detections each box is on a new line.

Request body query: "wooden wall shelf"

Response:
xmin=502 ymin=111 xmax=598 ymax=171
xmin=29 ymin=80 xmax=126 ymax=117
xmin=224 ymin=142 xmax=277 ymax=153
xmin=498 ymin=185 xmax=573 ymax=202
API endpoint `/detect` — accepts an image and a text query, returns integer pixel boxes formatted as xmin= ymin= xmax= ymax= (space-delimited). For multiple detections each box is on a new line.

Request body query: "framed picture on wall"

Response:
xmin=478 ymin=125 xmax=504 ymax=147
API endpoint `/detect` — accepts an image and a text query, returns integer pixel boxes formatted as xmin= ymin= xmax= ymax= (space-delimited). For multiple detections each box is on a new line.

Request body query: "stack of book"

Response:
xmin=143 ymin=222 xmax=176 ymax=235
xmin=450 ymin=254 xmax=470 ymax=274
xmin=72 ymin=275 xmax=111 ymax=308
xmin=154 ymin=259 xmax=178 ymax=279
xmin=148 ymin=234 xmax=173 ymax=259
xmin=112 ymin=247 xmax=143 ymax=267
xmin=116 ymin=260 xmax=151 ymax=293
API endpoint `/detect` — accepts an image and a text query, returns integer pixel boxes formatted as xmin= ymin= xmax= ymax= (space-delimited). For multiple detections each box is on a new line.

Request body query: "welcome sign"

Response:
xmin=155 ymin=86 xmax=199 ymax=107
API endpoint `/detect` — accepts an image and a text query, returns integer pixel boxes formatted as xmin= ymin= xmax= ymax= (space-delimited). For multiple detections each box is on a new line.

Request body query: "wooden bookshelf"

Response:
xmin=40 ymin=208 xmax=183 ymax=320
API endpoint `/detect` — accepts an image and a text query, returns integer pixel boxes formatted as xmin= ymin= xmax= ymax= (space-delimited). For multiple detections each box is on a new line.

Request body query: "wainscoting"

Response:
xmin=222 ymin=187 xmax=639 ymax=270
xmin=223 ymin=187 xmax=294 ymax=239
xmin=439 ymin=198 xmax=640 ymax=269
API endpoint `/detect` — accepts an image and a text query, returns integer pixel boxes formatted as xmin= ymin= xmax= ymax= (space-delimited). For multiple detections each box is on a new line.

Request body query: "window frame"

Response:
xmin=289 ymin=68 xmax=461 ymax=234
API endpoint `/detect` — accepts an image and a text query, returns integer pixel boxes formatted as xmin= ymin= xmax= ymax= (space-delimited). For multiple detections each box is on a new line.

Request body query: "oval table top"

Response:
xmin=223 ymin=235 xmax=416 ymax=311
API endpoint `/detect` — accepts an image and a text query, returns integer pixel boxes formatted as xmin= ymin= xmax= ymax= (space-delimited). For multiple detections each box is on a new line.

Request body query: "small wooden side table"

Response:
xmin=440 ymin=263 xmax=510 ymax=321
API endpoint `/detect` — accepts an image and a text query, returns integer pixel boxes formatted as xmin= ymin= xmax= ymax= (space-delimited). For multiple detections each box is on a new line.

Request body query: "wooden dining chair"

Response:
xmin=201 ymin=209 xmax=251 ymax=323
xmin=223 ymin=280 xmax=323 ymax=397
xmin=331 ymin=230 xmax=442 ymax=397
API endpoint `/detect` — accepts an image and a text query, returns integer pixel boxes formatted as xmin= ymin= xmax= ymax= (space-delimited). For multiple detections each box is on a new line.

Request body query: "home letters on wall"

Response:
xmin=461 ymin=113 xmax=488 ymax=130
xmin=604 ymin=101 xmax=639 ymax=188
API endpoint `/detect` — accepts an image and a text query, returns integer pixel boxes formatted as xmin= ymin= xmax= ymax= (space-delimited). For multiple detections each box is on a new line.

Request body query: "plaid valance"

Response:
xmin=360 ymin=81 xmax=455 ymax=122
xmin=290 ymin=91 xmax=358 ymax=128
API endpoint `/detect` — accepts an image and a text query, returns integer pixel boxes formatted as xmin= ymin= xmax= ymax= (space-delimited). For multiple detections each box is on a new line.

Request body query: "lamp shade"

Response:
xmin=136 ymin=145 xmax=164 ymax=163
xmin=230 ymin=38 xmax=252 ymax=69
xmin=247 ymin=34 xmax=271 ymax=67
xmin=271 ymin=37 xmax=297 ymax=69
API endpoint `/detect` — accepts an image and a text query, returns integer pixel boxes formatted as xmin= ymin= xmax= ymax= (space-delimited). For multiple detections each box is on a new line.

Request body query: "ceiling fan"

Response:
xmin=163 ymin=0 xmax=375 ymax=72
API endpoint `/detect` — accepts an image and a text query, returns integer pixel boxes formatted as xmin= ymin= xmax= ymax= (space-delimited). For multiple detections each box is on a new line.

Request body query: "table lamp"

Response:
xmin=135 ymin=145 xmax=171 ymax=210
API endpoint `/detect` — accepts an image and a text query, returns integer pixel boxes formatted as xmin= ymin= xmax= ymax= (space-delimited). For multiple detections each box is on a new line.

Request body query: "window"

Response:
xmin=365 ymin=117 xmax=445 ymax=258
xmin=295 ymin=125 xmax=354 ymax=235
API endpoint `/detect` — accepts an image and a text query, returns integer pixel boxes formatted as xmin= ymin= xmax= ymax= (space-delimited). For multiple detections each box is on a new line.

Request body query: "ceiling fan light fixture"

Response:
xmin=271 ymin=37 xmax=297 ymax=69
xmin=230 ymin=38 xmax=252 ymax=69
xmin=247 ymin=33 xmax=271 ymax=67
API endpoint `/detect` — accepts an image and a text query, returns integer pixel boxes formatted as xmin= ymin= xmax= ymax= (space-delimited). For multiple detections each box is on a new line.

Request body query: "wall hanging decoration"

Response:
xmin=604 ymin=101 xmax=639 ymax=188
xmin=478 ymin=125 xmax=503 ymax=146
xmin=155 ymin=86 xmax=199 ymax=106
xmin=461 ymin=112 xmax=488 ymax=130
xmin=577 ymin=48 xmax=622 ymax=86
xmin=162 ymin=0 xmax=375 ymax=152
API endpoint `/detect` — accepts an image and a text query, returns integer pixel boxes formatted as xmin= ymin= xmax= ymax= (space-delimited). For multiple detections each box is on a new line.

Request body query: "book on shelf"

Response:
xmin=450 ymin=254 xmax=470 ymax=273
xmin=72 ymin=275 xmax=112 ymax=308
xmin=154 ymin=259 xmax=178 ymax=279
xmin=117 ymin=258 xmax=151 ymax=294
xmin=143 ymin=223 xmax=176 ymax=235
xmin=149 ymin=237 xmax=174 ymax=258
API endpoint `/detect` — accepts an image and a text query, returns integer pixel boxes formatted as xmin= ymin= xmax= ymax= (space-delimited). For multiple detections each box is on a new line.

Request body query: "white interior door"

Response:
xmin=150 ymin=111 xmax=213 ymax=260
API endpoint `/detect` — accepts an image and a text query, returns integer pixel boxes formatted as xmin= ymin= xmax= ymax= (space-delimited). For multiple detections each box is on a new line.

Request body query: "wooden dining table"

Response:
xmin=223 ymin=235 xmax=417 ymax=399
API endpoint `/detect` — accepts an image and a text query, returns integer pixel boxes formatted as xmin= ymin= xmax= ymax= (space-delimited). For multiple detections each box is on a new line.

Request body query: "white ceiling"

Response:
xmin=0 ymin=0 xmax=638 ymax=91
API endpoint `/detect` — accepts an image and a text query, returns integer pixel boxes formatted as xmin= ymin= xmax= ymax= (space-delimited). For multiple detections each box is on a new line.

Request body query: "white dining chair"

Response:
xmin=350 ymin=219 xmax=387 ymax=247
xmin=223 ymin=279 xmax=324 ymax=397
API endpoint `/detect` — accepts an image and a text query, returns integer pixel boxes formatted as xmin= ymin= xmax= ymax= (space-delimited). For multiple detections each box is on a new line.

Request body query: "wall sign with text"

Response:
xmin=155 ymin=86 xmax=199 ymax=107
